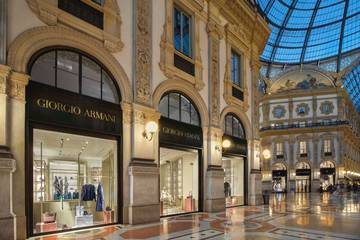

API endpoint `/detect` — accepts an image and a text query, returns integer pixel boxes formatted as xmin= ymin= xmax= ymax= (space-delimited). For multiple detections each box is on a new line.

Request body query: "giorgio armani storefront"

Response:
xmin=26 ymin=48 xmax=122 ymax=236
xmin=222 ymin=114 xmax=248 ymax=207
xmin=158 ymin=92 xmax=203 ymax=216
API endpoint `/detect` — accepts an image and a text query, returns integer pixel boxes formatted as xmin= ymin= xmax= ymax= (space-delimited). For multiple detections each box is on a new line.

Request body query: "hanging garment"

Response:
xmin=96 ymin=183 xmax=105 ymax=212
xmin=81 ymin=184 xmax=96 ymax=201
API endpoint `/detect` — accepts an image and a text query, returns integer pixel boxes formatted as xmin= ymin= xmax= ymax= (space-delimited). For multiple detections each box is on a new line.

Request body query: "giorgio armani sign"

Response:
xmin=27 ymin=82 xmax=121 ymax=135
xmin=159 ymin=117 xmax=202 ymax=148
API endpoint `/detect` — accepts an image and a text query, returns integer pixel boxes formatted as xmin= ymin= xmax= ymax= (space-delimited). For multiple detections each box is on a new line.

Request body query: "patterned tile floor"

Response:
xmin=31 ymin=192 xmax=360 ymax=240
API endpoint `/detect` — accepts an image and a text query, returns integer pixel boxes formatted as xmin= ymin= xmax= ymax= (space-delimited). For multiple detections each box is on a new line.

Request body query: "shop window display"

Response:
xmin=223 ymin=156 xmax=245 ymax=207
xmin=160 ymin=148 xmax=199 ymax=216
xmin=32 ymin=129 xmax=118 ymax=233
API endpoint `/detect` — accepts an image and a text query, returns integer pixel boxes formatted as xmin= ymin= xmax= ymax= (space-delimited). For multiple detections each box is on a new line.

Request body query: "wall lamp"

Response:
xmin=143 ymin=121 xmax=158 ymax=141
xmin=216 ymin=139 xmax=232 ymax=152
xmin=262 ymin=149 xmax=271 ymax=160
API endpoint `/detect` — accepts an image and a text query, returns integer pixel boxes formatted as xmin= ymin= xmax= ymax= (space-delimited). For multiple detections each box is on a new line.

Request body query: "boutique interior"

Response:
xmin=222 ymin=156 xmax=245 ymax=207
xmin=32 ymin=129 xmax=118 ymax=233
xmin=159 ymin=147 xmax=199 ymax=216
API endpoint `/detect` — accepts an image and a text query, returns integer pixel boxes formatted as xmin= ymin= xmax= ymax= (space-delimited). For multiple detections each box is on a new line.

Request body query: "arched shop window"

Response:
xmin=27 ymin=48 xmax=122 ymax=236
xmin=223 ymin=114 xmax=245 ymax=139
xmin=159 ymin=92 xmax=200 ymax=126
xmin=30 ymin=49 xmax=119 ymax=103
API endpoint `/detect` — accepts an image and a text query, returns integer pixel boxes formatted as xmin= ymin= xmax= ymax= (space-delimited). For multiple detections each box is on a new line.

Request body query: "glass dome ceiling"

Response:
xmin=343 ymin=64 xmax=360 ymax=112
xmin=257 ymin=0 xmax=360 ymax=65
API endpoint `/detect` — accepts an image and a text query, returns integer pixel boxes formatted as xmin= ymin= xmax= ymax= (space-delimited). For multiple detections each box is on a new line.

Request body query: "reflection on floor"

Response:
xmin=32 ymin=192 xmax=360 ymax=239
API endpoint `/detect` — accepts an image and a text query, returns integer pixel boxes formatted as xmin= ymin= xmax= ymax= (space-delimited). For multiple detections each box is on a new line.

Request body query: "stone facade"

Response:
xmin=1 ymin=0 xmax=269 ymax=238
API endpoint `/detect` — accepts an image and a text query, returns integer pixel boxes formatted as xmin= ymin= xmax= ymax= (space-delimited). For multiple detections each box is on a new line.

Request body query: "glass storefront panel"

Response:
xmin=32 ymin=129 xmax=117 ymax=234
xmin=160 ymin=147 xmax=199 ymax=216
xmin=222 ymin=156 xmax=244 ymax=207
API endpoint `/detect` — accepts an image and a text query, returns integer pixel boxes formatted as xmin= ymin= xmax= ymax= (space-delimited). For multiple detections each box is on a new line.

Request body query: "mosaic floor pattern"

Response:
xmin=31 ymin=192 xmax=360 ymax=240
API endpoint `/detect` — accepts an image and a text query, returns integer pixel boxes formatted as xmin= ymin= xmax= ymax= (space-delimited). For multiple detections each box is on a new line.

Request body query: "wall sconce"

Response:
xmin=222 ymin=139 xmax=231 ymax=149
xmin=143 ymin=121 xmax=158 ymax=141
xmin=263 ymin=149 xmax=271 ymax=159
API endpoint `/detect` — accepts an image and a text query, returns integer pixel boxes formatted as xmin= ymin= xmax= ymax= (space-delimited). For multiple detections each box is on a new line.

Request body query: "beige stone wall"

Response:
xmin=2 ymin=0 xmax=270 ymax=238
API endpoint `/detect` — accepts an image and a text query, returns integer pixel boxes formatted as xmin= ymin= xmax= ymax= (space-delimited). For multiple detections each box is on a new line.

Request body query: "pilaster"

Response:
xmin=7 ymin=72 xmax=29 ymax=239
xmin=128 ymin=103 xmax=160 ymax=224
xmin=134 ymin=0 xmax=152 ymax=105
xmin=0 ymin=146 xmax=16 ymax=240
xmin=0 ymin=65 xmax=11 ymax=146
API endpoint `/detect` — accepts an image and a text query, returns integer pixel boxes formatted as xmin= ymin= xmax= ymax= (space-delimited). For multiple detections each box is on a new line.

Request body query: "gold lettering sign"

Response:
xmin=161 ymin=127 xmax=201 ymax=141
xmin=36 ymin=98 xmax=116 ymax=123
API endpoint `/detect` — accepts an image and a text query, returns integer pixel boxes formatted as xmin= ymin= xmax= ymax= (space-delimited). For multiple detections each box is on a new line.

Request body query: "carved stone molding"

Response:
xmin=7 ymin=26 xmax=132 ymax=102
xmin=7 ymin=72 xmax=29 ymax=101
xmin=209 ymin=35 xmax=220 ymax=126
xmin=121 ymin=102 xmax=132 ymax=125
xmin=27 ymin=0 xmax=123 ymax=52
xmin=159 ymin=0 xmax=204 ymax=90
xmin=132 ymin=103 xmax=161 ymax=125
xmin=0 ymin=146 xmax=16 ymax=171
xmin=0 ymin=64 xmax=11 ymax=94
xmin=134 ymin=0 xmax=152 ymax=105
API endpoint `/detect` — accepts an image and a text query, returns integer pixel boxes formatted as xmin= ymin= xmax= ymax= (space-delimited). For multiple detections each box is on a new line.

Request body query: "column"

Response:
xmin=128 ymin=104 xmax=160 ymax=224
xmin=7 ymin=72 xmax=29 ymax=239
xmin=128 ymin=0 xmax=160 ymax=224
xmin=248 ymin=51 xmax=262 ymax=205
xmin=205 ymin=16 xmax=225 ymax=212
xmin=312 ymin=136 xmax=320 ymax=192
xmin=0 ymin=147 xmax=16 ymax=240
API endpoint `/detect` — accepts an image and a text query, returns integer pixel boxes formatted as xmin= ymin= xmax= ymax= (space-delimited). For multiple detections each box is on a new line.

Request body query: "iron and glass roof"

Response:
xmin=343 ymin=64 xmax=360 ymax=112
xmin=257 ymin=0 xmax=360 ymax=65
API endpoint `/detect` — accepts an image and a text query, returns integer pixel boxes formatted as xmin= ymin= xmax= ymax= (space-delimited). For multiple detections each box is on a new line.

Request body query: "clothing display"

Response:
xmin=96 ymin=183 xmax=105 ymax=212
xmin=81 ymin=184 xmax=96 ymax=201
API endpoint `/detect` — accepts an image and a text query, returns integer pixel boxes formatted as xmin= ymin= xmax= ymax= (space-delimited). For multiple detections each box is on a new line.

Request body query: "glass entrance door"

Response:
xmin=159 ymin=147 xmax=199 ymax=216
xmin=222 ymin=156 xmax=245 ymax=207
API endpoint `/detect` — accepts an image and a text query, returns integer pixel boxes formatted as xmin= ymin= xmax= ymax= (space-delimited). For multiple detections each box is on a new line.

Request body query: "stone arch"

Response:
xmin=320 ymin=160 xmax=336 ymax=169
xmin=7 ymin=26 xmax=132 ymax=102
xmin=152 ymin=79 xmax=209 ymax=127
xmin=220 ymin=106 xmax=252 ymax=140
xmin=272 ymin=162 xmax=287 ymax=171
xmin=295 ymin=161 xmax=312 ymax=169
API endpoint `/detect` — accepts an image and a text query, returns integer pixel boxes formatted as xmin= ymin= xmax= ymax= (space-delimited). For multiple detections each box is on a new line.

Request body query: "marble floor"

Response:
xmin=31 ymin=192 xmax=360 ymax=240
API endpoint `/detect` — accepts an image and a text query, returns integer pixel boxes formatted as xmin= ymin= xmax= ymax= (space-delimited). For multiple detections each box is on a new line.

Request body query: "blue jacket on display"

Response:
xmin=96 ymin=183 xmax=105 ymax=212
xmin=81 ymin=184 xmax=96 ymax=201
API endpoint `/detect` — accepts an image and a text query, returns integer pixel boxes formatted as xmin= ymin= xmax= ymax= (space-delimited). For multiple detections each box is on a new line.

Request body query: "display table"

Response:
xmin=36 ymin=222 xmax=57 ymax=233
xmin=75 ymin=214 xmax=93 ymax=227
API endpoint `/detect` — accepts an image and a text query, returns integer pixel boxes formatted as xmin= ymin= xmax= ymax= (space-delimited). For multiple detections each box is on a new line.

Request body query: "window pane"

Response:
xmin=190 ymin=104 xmax=199 ymax=126
xmin=82 ymin=56 xmax=101 ymax=99
xmin=31 ymin=51 xmax=56 ymax=86
xmin=159 ymin=95 xmax=169 ymax=117
xmin=181 ymin=95 xmax=190 ymax=123
xmin=57 ymin=51 xmax=79 ymax=93
xmin=225 ymin=115 xmax=232 ymax=135
xmin=232 ymin=117 xmax=240 ymax=137
xmin=169 ymin=93 xmax=180 ymax=121
xmin=182 ymin=13 xmax=191 ymax=57
xmin=173 ymin=8 xmax=182 ymax=53
xmin=102 ymin=71 xmax=119 ymax=103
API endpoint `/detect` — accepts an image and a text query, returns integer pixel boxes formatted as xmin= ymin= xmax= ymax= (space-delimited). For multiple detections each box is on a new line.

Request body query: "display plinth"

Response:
xmin=36 ymin=222 xmax=57 ymax=233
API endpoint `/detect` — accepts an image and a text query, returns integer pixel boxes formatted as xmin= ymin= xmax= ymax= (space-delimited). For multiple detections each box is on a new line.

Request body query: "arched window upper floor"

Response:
xmin=29 ymin=48 xmax=120 ymax=104
xmin=223 ymin=113 xmax=245 ymax=139
xmin=159 ymin=92 xmax=200 ymax=126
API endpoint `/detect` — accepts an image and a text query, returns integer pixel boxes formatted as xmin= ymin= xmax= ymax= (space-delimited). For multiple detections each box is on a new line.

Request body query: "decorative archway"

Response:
xmin=153 ymin=79 xmax=209 ymax=127
xmin=220 ymin=106 xmax=252 ymax=140
xmin=7 ymin=26 xmax=132 ymax=102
